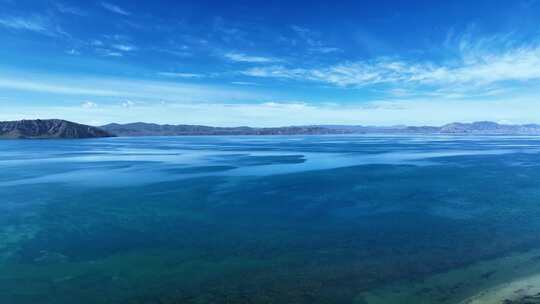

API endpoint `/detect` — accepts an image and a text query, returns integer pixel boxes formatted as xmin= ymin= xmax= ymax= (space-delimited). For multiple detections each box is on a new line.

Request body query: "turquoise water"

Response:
xmin=2 ymin=135 xmax=540 ymax=303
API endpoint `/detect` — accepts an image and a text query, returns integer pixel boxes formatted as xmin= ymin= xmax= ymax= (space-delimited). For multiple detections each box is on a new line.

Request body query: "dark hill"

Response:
xmin=0 ymin=119 xmax=114 ymax=139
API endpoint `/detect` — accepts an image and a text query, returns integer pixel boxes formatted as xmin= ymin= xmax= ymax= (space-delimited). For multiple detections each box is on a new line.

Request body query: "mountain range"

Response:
xmin=3 ymin=119 xmax=540 ymax=139
xmin=101 ymin=122 xmax=343 ymax=136
xmin=102 ymin=121 xmax=540 ymax=136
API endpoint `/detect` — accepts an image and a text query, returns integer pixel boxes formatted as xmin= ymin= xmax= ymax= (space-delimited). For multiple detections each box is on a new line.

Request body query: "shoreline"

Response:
xmin=459 ymin=273 xmax=540 ymax=303
xmin=359 ymin=249 xmax=540 ymax=304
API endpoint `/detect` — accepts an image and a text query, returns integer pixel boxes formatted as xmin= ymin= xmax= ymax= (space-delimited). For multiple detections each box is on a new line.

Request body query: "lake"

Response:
xmin=2 ymin=135 xmax=540 ymax=304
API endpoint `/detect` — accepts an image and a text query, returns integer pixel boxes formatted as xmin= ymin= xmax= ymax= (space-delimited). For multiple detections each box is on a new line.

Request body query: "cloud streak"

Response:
xmin=0 ymin=15 xmax=66 ymax=37
xmin=81 ymin=101 xmax=98 ymax=108
xmin=55 ymin=3 xmax=87 ymax=16
xmin=225 ymin=52 xmax=281 ymax=63
xmin=0 ymin=71 xmax=264 ymax=103
xmin=158 ymin=72 xmax=204 ymax=78
xmin=112 ymin=44 xmax=137 ymax=52
xmin=101 ymin=2 xmax=130 ymax=16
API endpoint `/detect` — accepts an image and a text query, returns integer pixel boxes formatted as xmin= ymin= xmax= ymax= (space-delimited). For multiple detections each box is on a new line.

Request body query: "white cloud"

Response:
xmin=101 ymin=2 xmax=130 ymax=16
xmin=241 ymin=43 xmax=540 ymax=90
xmin=225 ymin=52 xmax=281 ymax=63
xmin=410 ymin=46 xmax=540 ymax=85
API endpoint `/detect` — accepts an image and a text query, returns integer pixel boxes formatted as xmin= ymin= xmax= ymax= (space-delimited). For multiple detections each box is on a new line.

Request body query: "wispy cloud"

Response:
xmin=0 ymin=15 xmax=66 ymax=37
xmin=242 ymin=39 xmax=540 ymax=91
xmin=290 ymin=25 xmax=341 ymax=52
xmin=91 ymin=39 xmax=104 ymax=46
xmin=310 ymin=47 xmax=341 ymax=53
xmin=0 ymin=71 xmax=263 ymax=103
xmin=156 ymin=48 xmax=192 ymax=57
xmin=91 ymin=39 xmax=136 ymax=57
xmin=102 ymin=34 xmax=130 ymax=41
xmin=225 ymin=52 xmax=281 ymax=63
xmin=291 ymin=25 xmax=320 ymax=46
xmin=211 ymin=16 xmax=250 ymax=44
xmin=55 ymin=3 xmax=87 ymax=16
xmin=112 ymin=44 xmax=137 ymax=52
xmin=99 ymin=49 xmax=123 ymax=57
xmin=81 ymin=101 xmax=98 ymax=108
xmin=66 ymin=49 xmax=80 ymax=55
xmin=101 ymin=2 xmax=130 ymax=16
xmin=231 ymin=81 xmax=258 ymax=86
xmin=0 ymin=77 xmax=120 ymax=96
xmin=241 ymin=66 xmax=306 ymax=79
xmin=158 ymin=72 xmax=203 ymax=78
xmin=121 ymin=100 xmax=135 ymax=108
xmin=0 ymin=16 xmax=46 ymax=32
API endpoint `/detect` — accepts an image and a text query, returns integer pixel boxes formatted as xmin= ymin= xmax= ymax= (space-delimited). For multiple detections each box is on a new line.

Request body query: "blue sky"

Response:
xmin=1 ymin=0 xmax=540 ymax=126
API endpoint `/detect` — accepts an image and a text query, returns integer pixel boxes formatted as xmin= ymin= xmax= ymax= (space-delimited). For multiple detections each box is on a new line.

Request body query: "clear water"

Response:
xmin=2 ymin=135 xmax=540 ymax=303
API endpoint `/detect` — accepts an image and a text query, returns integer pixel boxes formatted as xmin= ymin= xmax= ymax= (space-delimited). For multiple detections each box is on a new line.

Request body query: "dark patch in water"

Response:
xmin=481 ymin=270 xmax=497 ymax=279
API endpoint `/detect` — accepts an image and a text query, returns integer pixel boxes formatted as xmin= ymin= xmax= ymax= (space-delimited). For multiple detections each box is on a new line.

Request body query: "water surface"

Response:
xmin=2 ymin=135 xmax=540 ymax=303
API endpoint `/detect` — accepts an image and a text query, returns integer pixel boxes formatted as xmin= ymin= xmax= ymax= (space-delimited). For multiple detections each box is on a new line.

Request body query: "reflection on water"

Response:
xmin=2 ymin=135 xmax=540 ymax=303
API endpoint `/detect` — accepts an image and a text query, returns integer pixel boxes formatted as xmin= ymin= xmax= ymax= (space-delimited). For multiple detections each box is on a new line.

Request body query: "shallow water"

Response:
xmin=2 ymin=135 xmax=540 ymax=303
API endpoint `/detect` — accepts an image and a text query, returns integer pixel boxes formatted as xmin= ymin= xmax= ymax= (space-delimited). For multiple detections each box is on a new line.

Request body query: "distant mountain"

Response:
xmin=101 ymin=122 xmax=348 ymax=136
xmin=0 ymin=119 xmax=114 ymax=139
xmin=438 ymin=121 xmax=540 ymax=134
xmin=102 ymin=121 xmax=540 ymax=136
xmin=316 ymin=124 xmax=440 ymax=134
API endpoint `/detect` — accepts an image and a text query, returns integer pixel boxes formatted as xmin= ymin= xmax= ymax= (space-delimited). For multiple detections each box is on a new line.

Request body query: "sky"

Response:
xmin=1 ymin=0 xmax=540 ymax=126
